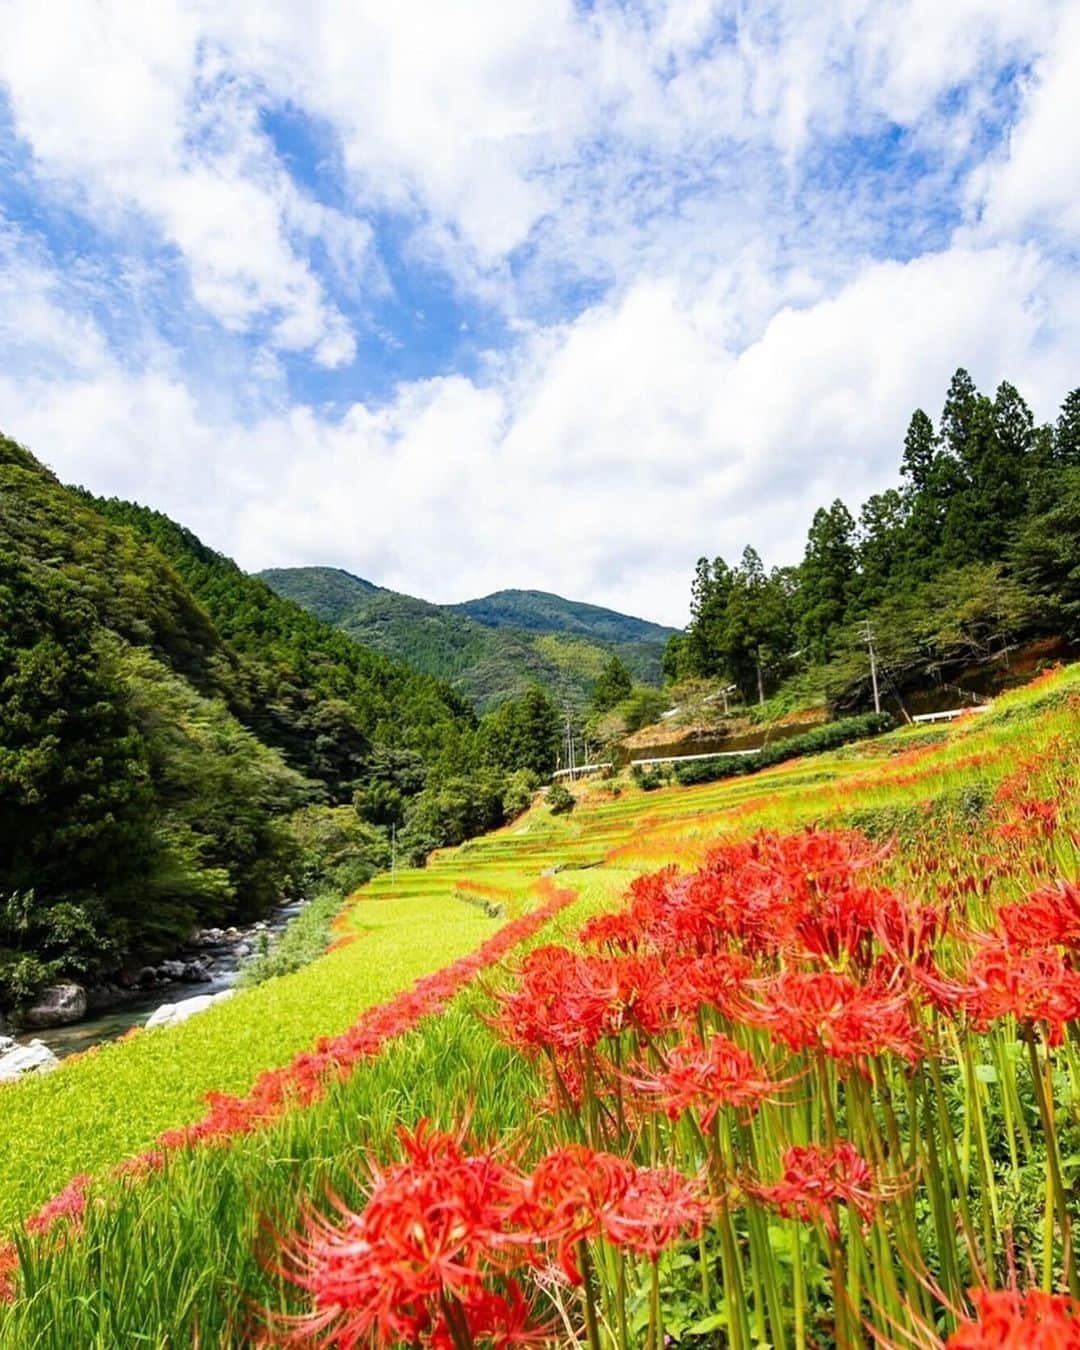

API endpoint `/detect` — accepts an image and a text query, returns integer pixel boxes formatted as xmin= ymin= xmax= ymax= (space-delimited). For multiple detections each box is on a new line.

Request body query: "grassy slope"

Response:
xmin=1 ymin=665 xmax=1077 ymax=1345
xmin=0 ymin=892 xmax=500 ymax=1229
xmin=2 ymin=668 xmax=1075 ymax=1227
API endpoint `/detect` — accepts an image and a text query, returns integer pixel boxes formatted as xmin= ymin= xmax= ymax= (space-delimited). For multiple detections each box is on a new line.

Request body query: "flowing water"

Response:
xmin=15 ymin=899 xmax=305 ymax=1060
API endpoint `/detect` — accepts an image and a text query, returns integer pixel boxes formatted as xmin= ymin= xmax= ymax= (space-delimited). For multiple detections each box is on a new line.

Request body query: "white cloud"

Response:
xmin=2 ymin=1 xmax=1079 ymax=627
xmin=967 ymin=5 xmax=1080 ymax=239
xmin=0 ymin=0 xmax=360 ymax=364
xmin=3 ymin=233 xmax=1076 ymax=626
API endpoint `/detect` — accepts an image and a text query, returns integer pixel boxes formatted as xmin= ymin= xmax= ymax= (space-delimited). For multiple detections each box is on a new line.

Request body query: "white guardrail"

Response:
xmin=551 ymin=763 xmax=614 ymax=779
xmin=629 ymin=748 xmax=759 ymax=767
xmin=910 ymin=704 xmax=993 ymax=724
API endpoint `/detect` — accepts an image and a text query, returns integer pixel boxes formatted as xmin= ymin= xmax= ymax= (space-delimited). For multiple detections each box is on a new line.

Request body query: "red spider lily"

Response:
xmin=0 ymin=1241 xmax=17 ymax=1304
xmin=578 ymin=910 xmax=648 ymax=953
xmin=751 ymin=1142 xmax=886 ymax=1239
xmin=999 ymin=881 xmax=1080 ymax=950
xmin=946 ymin=1287 xmax=1080 ymax=1348
xmin=624 ymin=1031 xmax=785 ymax=1128
xmin=581 ymin=830 xmax=893 ymax=967
xmin=112 ymin=1151 xmax=166 ymax=1181
xmin=600 ymin=1165 xmax=711 ymax=1262
xmin=276 ymin=1121 xmax=530 ymax=1347
xmin=506 ymin=1145 xmax=634 ymax=1282
xmin=492 ymin=948 xmax=677 ymax=1055
xmin=871 ymin=893 xmax=949 ymax=967
xmin=507 ymin=1146 xmax=708 ymax=1280
xmin=742 ymin=969 xmax=923 ymax=1064
xmin=492 ymin=946 xmax=623 ymax=1054
xmin=666 ymin=951 xmax=755 ymax=1021
xmin=683 ymin=831 xmax=891 ymax=962
xmin=921 ymin=941 xmax=1080 ymax=1046
xmin=25 ymin=1174 xmax=92 ymax=1237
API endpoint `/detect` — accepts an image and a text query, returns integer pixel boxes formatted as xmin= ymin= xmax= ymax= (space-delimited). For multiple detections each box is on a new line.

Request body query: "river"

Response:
xmin=14 ymin=899 xmax=306 ymax=1060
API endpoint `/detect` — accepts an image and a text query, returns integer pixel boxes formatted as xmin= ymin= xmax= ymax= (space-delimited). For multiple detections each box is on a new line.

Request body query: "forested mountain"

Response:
xmin=452 ymin=589 xmax=674 ymax=644
xmin=260 ymin=568 xmax=676 ymax=711
xmin=83 ymin=501 xmax=474 ymax=791
xmin=671 ymin=369 xmax=1080 ymax=712
xmin=0 ymin=440 xmax=565 ymax=1010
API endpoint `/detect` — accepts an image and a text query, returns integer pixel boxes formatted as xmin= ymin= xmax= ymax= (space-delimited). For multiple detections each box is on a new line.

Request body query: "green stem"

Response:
xmin=1026 ymin=1034 xmax=1079 ymax=1298
xmin=577 ymin=1242 xmax=603 ymax=1350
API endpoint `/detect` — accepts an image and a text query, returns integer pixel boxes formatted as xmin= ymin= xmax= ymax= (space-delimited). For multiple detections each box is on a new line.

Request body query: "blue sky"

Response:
xmin=1 ymin=1 xmax=1079 ymax=624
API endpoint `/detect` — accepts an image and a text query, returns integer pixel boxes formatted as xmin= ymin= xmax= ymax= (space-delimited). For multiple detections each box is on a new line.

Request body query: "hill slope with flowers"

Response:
xmin=1 ymin=662 xmax=1078 ymax=1347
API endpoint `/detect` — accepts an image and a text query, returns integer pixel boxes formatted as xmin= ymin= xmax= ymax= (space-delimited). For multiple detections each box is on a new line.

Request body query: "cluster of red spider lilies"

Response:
xmin=278 ymin=824 xmax=1080 ymax=1348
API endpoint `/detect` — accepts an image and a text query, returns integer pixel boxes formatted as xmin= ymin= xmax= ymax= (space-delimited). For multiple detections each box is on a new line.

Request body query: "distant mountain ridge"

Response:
xmin=451 ymin=588 xmax=675 ymax=644
xmin=258 ymin=567 xmax=679 ymax=712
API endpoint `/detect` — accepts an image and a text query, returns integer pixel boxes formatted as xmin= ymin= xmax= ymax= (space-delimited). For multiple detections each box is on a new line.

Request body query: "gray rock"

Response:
xmin=144 ymin=989 xmax=235 ymax=1031
xmin=21 ymin=983 xmax=87 ymax=1030
xmin=0 ymin=1039 xmax=60 ymax=1081
xmin=181 ymin=961 xmax=212 ymax=984
xmin=137 ymin=966 xmax=159 ymax=989
xmin=0 ymin=1036 xmax=15 ymax=1055
xmin=157 ymin=960 xmax=186 ymax=981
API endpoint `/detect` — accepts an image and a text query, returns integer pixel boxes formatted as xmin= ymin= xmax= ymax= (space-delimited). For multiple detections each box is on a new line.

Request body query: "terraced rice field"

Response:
xmin=1 ymin=662 xmax=1077 ymax=1347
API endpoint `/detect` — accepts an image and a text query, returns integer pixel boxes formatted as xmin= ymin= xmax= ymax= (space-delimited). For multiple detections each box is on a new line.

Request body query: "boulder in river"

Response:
xmin=0 ymin=1038 xmax=60 ymax=1081
xmin=144 ymin=989 xmax=235 ymax=1031
xmin=181 ymin=960 xmax=212 ymax=984
xmin=20 ymin=983 xmax=88 ymax=1030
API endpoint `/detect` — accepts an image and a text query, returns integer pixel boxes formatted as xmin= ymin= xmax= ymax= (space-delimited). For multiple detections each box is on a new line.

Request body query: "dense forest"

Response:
xmin=260 ymin=566 xmax=675 ymax=712
xmin=669 ymin=369 xmax=1080 ymax=710
xmin=0 ymin=439 xmax=565 ymax=1010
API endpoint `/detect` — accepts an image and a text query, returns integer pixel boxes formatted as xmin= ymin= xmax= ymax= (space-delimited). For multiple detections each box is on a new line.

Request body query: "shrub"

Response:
xmin=631 ymin=764 xmax=670 ymax=791
xmin=546 ymin=783 xmax=576 ymax=815
xmin=501 ymin=770 xmax=540 ymax=822
xmin=235 ymin=892 xmax=343 ymax=988
xmin=673 ymin=712 xmax=893 ymax=786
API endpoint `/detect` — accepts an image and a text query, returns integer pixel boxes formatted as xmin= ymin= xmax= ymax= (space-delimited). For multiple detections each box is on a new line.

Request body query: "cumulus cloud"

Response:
xmin=1 ymin=1 xmax=1078 ymax=624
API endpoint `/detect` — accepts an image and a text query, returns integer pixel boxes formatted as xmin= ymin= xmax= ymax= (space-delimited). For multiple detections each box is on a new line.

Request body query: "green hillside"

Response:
xmin=259 ymin=568 xmax=677 ymax=712
xmin=0 ymin=438 xmax=563 ymax=1012
xmin=257 ymin=565 xmax=383 ymax=625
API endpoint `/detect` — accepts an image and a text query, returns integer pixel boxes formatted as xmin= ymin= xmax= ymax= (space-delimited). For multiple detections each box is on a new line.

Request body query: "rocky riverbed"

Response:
xmin=0 ymin=899 xmax=306 ymax=1080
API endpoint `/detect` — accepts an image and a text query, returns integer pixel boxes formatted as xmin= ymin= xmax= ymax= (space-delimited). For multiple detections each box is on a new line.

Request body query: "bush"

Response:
xmin=673 ymin=712 xmax=894 ymax=786
xmin=399 ymin=771 xmax=508 ymax=865
xmin=630 ymin=764 xmax=670 ymax=791
xmin=546 ymin=783 xmax=576 ymax=815
xmin=235 ymin=892 xmax=343 ymax=988
xmin=501 ymin=770 xmax=539 ymax=821
xmin=287 ymin=805 xmax=390 ymax=895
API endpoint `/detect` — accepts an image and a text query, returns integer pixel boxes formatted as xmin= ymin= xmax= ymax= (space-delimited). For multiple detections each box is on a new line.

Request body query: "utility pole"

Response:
xmin=861 ymin=620 xmax=881 ymax=715
xmin=755 ymin=652 xmax=765 ymax=706
xmin=565 ymin=713 xmax=576 ymax=784
xmin=391 ymin=822 xmax=397 ymax=879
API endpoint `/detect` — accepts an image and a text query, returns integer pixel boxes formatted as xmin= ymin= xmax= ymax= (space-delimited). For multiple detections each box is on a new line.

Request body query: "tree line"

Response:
xmin=666 ymin=370 xmax=1080 ymax=708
